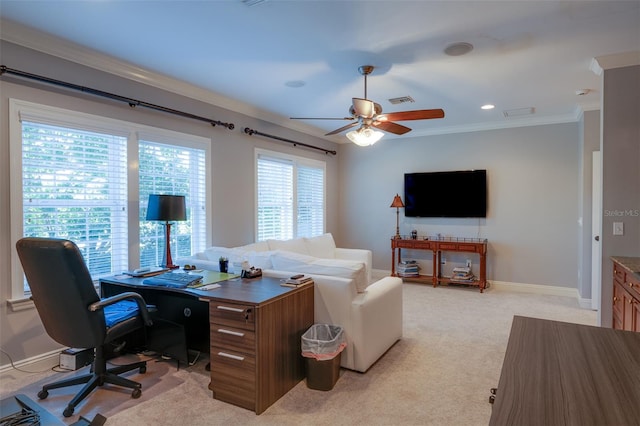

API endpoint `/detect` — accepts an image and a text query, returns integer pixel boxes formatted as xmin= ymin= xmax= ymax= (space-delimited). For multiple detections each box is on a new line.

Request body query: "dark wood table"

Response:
xmin=489 ymin=316 xmax=640 ymax=426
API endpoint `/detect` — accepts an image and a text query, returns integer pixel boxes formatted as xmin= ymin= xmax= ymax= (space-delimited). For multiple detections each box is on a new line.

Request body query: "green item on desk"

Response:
xmin=188 ymin=271 xmax=240 ymax=288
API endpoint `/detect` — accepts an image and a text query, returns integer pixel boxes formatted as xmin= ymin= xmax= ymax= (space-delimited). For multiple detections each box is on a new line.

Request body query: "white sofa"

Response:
xmin=178 ymin=234 xmax=402 ymax=372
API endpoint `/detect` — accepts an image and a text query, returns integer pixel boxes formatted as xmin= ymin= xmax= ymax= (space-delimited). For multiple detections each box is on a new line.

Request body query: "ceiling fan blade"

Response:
xmin=373 ymin=121 xmax=412 ymax=135
xmin=378 ymin=109 xmax=445 ymax=122
xmin=325 ymin=122 xmax=359 ymax=136
xmin=352 ymin=98 xmax=376 ymax=118
xmin=290 ymin=116 xmax=354 ymax=120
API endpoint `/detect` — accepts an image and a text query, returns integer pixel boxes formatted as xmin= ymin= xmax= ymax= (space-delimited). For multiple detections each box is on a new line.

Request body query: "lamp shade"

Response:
xmin=346 ymin=127 xmax=384 ymax=146
xmin=390 ymin=194 xmax=405 ymax=208
xmin=146 ymin=194 xmax=186 ymax=221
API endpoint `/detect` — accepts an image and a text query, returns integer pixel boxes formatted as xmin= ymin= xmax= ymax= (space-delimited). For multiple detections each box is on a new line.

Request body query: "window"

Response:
xmin=9 ymin=100 xmax=210 ymax=301
xmin=256 ymin=149 xmax=325 ymax=241
xmin=139 ymin=139 xmax=207 ymax=268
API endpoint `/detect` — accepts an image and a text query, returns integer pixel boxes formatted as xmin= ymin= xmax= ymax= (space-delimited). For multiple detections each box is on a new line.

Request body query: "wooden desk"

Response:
xmin=99 ymin=273 xmax=314 ymax=414
xmin=489 ymin=316 xmax=640 ymax=426
xmin=391 ymin=237 xmax=487 ymax=292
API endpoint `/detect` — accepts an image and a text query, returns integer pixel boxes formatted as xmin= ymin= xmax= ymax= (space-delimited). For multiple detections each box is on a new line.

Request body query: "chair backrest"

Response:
xmin=16 ymin=237 xmax=107 ymax=348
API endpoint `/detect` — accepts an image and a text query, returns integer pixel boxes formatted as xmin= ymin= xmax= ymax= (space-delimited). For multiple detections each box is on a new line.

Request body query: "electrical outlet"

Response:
xmin=613 ymin=222 xmax=624 ymax=236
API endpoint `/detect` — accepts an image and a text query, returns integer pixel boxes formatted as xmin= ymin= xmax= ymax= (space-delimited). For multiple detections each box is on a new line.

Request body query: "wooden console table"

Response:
xmin=489 ymin=316 xmax=640 ymax=425
xmin=391 ymin=236 xmax=488 ymax=292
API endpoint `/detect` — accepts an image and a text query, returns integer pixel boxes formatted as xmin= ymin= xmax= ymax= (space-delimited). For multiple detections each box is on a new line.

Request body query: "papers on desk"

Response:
xmin=196 ymin=283 xmax=221 ymax=291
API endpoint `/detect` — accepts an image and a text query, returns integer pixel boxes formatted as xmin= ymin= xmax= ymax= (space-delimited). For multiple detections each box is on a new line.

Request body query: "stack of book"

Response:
xmin=450 ymin=266 xmax=475 ymax=283
xmin=281 ymin=275 xmax=314 ymax=287
xmin=396 ymin=260 xmax=420 ymax=277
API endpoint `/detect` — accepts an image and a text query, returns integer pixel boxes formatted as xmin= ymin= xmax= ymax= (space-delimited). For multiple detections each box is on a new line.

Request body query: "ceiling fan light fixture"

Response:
xmin=346 ymin=126 xmax=384 ymax=146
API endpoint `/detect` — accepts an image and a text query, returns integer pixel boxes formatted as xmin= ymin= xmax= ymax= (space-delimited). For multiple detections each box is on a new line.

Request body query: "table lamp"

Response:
xmin=390 ymin=194 xmax=404 ymax=239
xmin=146 ymin=194 xmax=186 ymax=269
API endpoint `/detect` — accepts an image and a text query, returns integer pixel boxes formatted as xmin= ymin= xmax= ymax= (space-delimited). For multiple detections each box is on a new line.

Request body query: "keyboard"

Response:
xmin=142 ymin=272 xmax=203 ymax=288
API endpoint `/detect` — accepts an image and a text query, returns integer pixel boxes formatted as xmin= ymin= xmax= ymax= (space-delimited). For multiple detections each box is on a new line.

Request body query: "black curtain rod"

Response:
xmin=244 ymin=127 xmax=336 ymax=156
xmin=0 ymin=65 xmax=235 ymax=130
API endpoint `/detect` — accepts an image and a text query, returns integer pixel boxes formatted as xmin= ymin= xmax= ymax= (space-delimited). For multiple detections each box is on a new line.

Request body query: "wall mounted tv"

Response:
xmin=404 ymin=170 xmax=487 ymax=218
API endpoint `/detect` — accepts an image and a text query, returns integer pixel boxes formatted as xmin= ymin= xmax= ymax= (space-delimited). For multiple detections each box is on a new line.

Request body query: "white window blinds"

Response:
xmin=256 ymin=151 xmax=325 ymax=241
xmin=21 ymin=121 xmax=129 ymax=277
xmin=139 ymin=141 xmax=207 ymax=268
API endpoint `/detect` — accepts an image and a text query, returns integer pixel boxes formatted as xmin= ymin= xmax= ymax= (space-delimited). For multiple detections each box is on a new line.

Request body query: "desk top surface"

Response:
xmin=100 ymin=273 xmax=309 ymax=305
xmin=489 ymin=316 xmax=640 ymax=426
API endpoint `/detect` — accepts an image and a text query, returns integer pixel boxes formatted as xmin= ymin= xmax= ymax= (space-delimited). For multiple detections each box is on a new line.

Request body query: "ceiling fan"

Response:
xmin=291 ymin=65 xmax=445 ymax=145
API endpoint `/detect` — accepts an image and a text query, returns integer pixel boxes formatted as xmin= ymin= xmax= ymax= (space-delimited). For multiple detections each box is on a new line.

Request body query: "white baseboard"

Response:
xmin=490 ymin=280 xmax=579 ymax=298
xmin=376 ymin=269 xmax=590 ymax=307
xmin=0 ymin=349 xmax=61 ymax=374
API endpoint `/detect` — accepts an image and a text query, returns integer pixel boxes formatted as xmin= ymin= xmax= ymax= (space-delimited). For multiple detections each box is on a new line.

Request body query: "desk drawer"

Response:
xmin=210 ymin=302 xmax=255 ymax=331
xmin=210 ymin=347 xmax=256 ymax=411
xmin=211 ymin=324 xmax=255 ymax=353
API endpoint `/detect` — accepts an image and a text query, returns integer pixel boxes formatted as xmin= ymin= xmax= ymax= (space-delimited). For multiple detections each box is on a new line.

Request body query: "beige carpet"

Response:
xmin=0 ymin=282 xmax=596 ymax=425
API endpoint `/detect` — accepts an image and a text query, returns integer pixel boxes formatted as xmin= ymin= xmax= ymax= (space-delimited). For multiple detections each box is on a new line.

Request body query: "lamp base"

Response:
xmin=161 ymin=222 xmax=179 ymax=269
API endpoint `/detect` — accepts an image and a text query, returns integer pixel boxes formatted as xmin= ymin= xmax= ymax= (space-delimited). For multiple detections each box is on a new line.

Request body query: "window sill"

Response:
xmin=7 ymin=297 xmax=35 ymax=312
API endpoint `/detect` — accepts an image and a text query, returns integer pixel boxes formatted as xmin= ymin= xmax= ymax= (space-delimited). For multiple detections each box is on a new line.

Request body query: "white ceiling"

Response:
xmin=1 ymin=1 xmax=639 ymax=143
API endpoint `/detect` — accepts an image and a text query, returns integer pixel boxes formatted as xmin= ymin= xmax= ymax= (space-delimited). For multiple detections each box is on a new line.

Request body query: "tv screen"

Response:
xmin=404 ymin=170 xmax=487 ymax=218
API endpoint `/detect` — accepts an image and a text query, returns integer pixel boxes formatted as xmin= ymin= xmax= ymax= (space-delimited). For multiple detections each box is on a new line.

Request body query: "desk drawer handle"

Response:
xmin=217 ymin=305 xmax=245 ymax=313
xmin=217 ymin=351 xmax=245 ymax=361
xmin=217 ymin=328 xmax=245 ymax=337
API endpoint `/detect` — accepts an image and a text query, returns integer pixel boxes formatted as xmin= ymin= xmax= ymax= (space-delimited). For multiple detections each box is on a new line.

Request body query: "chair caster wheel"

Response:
xmin=140 ymin=365 xmax=147 ymax=374
xmin=63 ymin=406 xmax=74 ymax=417
xmin=490 ymin=387 xmax=497 ymax=395
xmin=37 ymin=390 xmax=48 ymax=400
xmin=132 ymin=388 xmax=142 ymax=399
xmin=489 ymin=395 xmax=496 ymax=404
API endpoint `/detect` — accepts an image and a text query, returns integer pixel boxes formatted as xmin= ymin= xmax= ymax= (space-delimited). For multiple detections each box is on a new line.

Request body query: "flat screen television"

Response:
xmin=404 ymin=170 xmax=487 ymax=218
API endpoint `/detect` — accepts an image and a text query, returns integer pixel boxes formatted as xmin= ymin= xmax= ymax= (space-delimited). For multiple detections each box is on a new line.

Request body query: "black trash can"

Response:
xmin=301 ymin=324 xmax=346 ymax=391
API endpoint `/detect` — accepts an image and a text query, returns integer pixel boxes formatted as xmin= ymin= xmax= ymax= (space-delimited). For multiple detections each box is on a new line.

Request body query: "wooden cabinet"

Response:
xmin=208 ymin=281 xmax=314 ymax=414
xmin=391 ymin=237 xmax=488 ymax=292
xmin=612 ymin=257 xmax=640 ymax=332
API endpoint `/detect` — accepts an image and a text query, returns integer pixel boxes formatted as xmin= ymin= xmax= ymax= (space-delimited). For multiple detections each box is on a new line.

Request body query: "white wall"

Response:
xmin=337 ymin=123 xmax=582 ymax=288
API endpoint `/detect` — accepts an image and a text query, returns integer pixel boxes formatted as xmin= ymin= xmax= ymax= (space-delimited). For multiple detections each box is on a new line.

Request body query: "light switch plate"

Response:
xmin=613 ymin=222 xmax=624 ymax=235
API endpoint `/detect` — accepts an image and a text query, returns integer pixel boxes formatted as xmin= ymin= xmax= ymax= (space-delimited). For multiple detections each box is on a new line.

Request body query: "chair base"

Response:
xmin=38 ymin=360 xmax=147 ymax=417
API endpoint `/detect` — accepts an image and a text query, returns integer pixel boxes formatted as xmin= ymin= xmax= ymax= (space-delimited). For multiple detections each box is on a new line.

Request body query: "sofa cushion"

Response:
xmin=267 ymin=238 xmax=309 ymax=255
xmin=239 ymin=241 xmax=270 ymax=252
xmin=270 ymin=250 xmax=368 ymax=293
xmin=304 ymin=233 xmax=337 ymax=259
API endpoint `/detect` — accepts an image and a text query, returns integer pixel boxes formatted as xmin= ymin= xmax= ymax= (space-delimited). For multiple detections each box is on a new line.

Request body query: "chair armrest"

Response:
xmin=90 ymin=292 xmax=154 ymax=326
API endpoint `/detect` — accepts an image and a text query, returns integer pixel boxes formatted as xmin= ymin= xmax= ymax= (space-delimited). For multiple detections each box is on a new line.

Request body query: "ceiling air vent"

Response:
xmin=503 ymin=107 xmax=535 ymax=118
xmin=388 ymin=96 xmax=415 ymax=105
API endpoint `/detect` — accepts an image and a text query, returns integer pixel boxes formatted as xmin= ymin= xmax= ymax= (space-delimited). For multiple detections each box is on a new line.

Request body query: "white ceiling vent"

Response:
xmin=503 ymin=107 xmax=535 ymax=118
xmin=388 ymin=96 xmax=415 ymax=105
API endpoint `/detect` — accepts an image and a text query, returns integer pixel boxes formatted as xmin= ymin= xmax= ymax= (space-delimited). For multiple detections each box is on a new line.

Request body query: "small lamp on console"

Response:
xmin=390 ymin=194 xmax=405 ymax=239
xmin=146 ymin=194 xmax=186 ymax=269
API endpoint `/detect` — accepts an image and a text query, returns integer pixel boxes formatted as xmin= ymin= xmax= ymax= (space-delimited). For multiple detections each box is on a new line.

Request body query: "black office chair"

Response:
xmin=16 ymin=237 xmax=154 ymax=418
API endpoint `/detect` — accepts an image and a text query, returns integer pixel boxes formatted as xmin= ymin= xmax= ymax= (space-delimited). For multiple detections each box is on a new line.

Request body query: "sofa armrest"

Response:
xmin=334 ymin=248 xmax=373 ymax=283
xmin=350 ymin=276 xmax=403 ymax=372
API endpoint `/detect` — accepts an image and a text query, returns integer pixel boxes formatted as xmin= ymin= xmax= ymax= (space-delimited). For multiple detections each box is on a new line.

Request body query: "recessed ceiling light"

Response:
xmin=481 ymin=104 xmax=495 ymax=110
xmin=285 ymin=80 xmax=305 ymax=88
xmin=444 ymin=42 xmax=474 ymax=57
